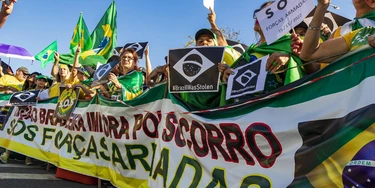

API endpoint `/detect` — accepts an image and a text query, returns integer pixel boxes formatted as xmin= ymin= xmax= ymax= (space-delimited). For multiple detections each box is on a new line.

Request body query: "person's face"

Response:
xmin=36 ymin=79 xmax=47 ymax=88
xmin=253 ymin=2 xmax=273 ymax=34
xmin=196 ymin=34 xmax=216 ymax=46
xmin=77 ymin=72 xmax=85 ymax=81
xmin=59 ymin=67 xmax=69 ymax=77
xmin=15 ymin=69 xmax=28 ymax=81
xmin=27 ymin=74 xmax=37 ymax=83
xmin=120 ymin=51 xmax=135 ymax=70
xmin=295 ymin=27 xmax=307 ymax=36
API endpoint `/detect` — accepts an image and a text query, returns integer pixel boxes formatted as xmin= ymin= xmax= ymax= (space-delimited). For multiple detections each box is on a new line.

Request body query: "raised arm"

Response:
xmin=144 ymin=46 xmax=152 ymax=79
xmin=300 ymin=0 xmax=349 ymax=63
xmin=0 ymin=0 xmax=17 ymax=29
xmin=51 ymin=52 xmax=60 ymax=78
xmin=208 ymin=7 xmax=228 ymax=46
xmin=70 ymin=45 xmax=81 ymax=79
xmin=299 ymin=0 xmax=329 ymax=61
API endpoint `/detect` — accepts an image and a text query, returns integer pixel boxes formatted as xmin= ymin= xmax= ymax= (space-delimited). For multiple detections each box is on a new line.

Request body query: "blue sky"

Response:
xmin=1 ymin=0 xmax=355 ymax=76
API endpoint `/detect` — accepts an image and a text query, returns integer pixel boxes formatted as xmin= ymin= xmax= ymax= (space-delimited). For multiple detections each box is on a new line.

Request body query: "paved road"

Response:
xmin=0 ymin=158 xmax=100 ymax=188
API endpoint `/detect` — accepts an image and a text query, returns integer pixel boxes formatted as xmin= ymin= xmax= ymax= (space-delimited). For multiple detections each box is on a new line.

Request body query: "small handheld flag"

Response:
xmin=34 ymin=40 xmax=58 ymax=69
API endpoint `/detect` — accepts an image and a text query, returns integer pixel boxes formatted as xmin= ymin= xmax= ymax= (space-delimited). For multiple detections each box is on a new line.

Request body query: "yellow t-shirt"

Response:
xmin=342 ymin=29 xmax=362 ymax=51
xmin=0 ymin=75 xmax=24 ymax=91
xmin=332 ymin=26 xmax=343 ymax=38
xmin=223 ymin=47 xmax=241 ymax=67
xmin=49 ymin=75 xmax=83 ymax=99
xmin=49 ymin=82 xmax=60 ymax=98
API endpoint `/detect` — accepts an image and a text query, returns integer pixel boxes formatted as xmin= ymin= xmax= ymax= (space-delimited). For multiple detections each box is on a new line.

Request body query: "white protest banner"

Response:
xmin=226 ymin=55 xmax=268 ymax=100
xmin=203 ymin=0 xmax=214 ymax=10
xmin=1 ymin=47 xmax=375 ymax=188
xmin=255 ymin=0 xmax=314 ymax=44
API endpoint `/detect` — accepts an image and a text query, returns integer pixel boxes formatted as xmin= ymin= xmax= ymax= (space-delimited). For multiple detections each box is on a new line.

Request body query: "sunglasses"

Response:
xmin=253 ymin=9 xmax=260 ymax=19
xmin=121 ymin=56 xmax=134 ymax=61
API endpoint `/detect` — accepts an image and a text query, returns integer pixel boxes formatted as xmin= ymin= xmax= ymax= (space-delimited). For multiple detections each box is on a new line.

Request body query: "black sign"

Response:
xmin=9 ymin=90 xmax=40 ymax=106
xmin=227 ymin=40 xmax=249 ymax=54
xmin=123 ymin=42 xmax=148 ymax=59
xmin=54 ymin=87 xmax=80 ymax=120
xmin=169 ymin=47 xmax=224 ymax=93
xmin=226 ymin=56 xmax=268 ymax=99
xmin=91 ymin=60 xmax=120 ymax=87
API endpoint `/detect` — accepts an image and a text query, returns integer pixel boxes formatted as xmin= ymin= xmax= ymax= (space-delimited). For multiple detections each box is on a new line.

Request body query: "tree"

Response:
xmin=185 ymin=27 xmax=241 ymax=47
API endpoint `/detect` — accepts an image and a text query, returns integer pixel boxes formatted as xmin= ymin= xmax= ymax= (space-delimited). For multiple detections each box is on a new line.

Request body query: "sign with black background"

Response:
xmin=169 ymin=47 xmax=224 ymax=93
xmin=123 ymin=42 xmax=148 ymax=59
xmin=9 ymin=90 xmax=40 ymax=106
xmin=91 ymin=60 xmax=120 ymax=87
xmin=226 ymin=55 xmax=268 ymax=100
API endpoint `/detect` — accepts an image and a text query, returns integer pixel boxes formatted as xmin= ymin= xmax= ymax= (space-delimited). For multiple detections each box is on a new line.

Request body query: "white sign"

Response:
xmin=226 ymin=55 xmax=268 ymax=100
xmin=203 ymin=0 xmax=214 ymax=10
xmin=255 ymin=0 xmax=314 ymax=44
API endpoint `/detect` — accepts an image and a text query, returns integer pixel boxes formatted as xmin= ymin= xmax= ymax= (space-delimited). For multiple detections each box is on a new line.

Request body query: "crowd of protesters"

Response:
xmin=1 ymin=0 xmax=375 ymax=186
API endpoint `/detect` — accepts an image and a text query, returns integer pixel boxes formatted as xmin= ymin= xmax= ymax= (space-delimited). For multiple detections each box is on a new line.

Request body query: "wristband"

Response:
xmin=308 ymin=25 xmax=321 ymax=31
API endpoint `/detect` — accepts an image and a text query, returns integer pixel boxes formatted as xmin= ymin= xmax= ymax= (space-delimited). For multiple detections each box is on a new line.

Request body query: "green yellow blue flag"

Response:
xmin=70 ymin=12 xmax=92 ymax=53
xmin=34 ymin=40 xmax=58 ymax=69
xmin=83 ymin=1 xmax=117 ymax=61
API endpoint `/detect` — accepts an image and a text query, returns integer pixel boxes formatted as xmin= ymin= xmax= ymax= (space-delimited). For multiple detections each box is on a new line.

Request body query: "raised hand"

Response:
xmin=1 ymin=0 xmax=17 ymax=16
xmin=76 ymin=44 xmax=81 ymax=54
xmin=208 ymin=7 xmax=216 ymax=25
xmin=317 ymin=0 xmax=330 ymax=6
xmin=54 ymin=52 xmax=60 ymax=62
xmin=144 ymin=45 xmax=149 ymax=56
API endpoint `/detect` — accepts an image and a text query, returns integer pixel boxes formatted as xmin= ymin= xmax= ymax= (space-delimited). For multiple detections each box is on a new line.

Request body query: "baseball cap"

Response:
xmin=75 ymin=66 xmax=91 ymax=77
xmin=17 ymin=66 xmax=30 ymax=75
xmin=195 ymin=28 xmax=216 ymax=41
xmin=36 ymin=75 xmax=48 ymax=81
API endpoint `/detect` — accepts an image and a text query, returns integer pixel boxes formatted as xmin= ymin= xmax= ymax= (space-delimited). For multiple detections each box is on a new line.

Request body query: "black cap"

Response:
xmin=195 ymin=28 xmax=215 ymax=41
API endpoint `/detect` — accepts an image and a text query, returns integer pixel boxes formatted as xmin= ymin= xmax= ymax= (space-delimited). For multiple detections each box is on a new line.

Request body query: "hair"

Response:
xmin=120 ymin=48 xmax=140 ymax=71
xmin=55 ymin=65 xmax=71 ymax=83
xmin=254 ymin=1 xmax=275 ymax=44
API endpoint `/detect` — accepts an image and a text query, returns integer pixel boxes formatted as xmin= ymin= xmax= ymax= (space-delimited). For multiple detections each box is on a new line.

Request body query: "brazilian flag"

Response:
xmin=70 ymin=12 xmax=93 ymax=54
xmin=34 ymin=40 xmax=58 ymax=69
xmin=108 ymin=70 xmax=143 ymax=101
xmin=81 ymin=0 xmax=117 ymax=63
